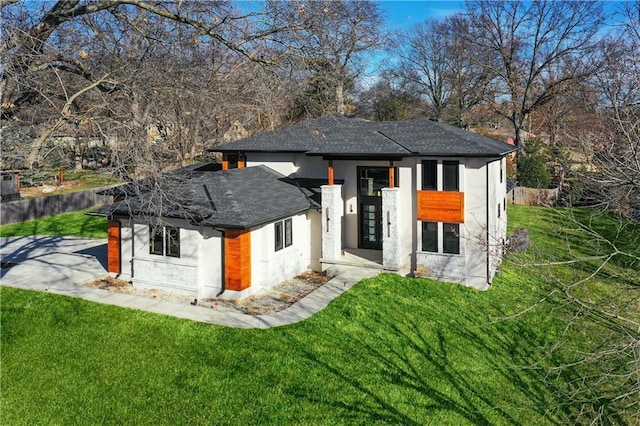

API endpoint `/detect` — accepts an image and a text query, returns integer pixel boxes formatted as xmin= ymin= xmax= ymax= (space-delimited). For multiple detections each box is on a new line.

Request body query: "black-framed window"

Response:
xmin=284 ymin=218 xmax=293 ymax=247
xmin=421 ymin=221 xmax=438 ymax=252
xmin=422 ymin=160 xmax=437 ymax=190
xmin=443 ymin=223 xmax=460 ymax=254
xmin=275 ymin=221 xmax=284 ymax=251
xmin=149 ymin=226 xmax=180 ymax=257
xmin=150 ymin=226 xmax=163 ymax=255
xmin=443 ymin=161 xmax=459 ymax=191
xmin=166 ymin=227 xmax=180 ymax=257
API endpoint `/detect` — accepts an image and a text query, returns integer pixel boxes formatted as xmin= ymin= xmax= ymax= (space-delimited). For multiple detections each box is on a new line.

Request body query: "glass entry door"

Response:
xmin=357 ymin=167 xmax=389 ymax=250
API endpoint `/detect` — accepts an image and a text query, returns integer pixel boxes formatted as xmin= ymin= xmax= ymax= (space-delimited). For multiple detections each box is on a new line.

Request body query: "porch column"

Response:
xmin=382 ymin=187 xmax=401 ymax=271
xmin=321 ymin=184 xmax=343 ymax=261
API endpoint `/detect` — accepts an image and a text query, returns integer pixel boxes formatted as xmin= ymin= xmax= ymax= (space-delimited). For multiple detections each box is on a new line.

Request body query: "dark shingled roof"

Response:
xmin=95 ymin=165 xmax=316 ymax=229
xmin=212 ymin=115 xmax=516 ymax=158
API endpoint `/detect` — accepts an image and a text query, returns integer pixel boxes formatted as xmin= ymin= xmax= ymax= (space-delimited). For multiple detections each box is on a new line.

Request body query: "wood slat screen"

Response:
xmin=224 ymin=229 xmax=252 ymax=291
xmin=417 ymin=190 xmax=465 ymax=223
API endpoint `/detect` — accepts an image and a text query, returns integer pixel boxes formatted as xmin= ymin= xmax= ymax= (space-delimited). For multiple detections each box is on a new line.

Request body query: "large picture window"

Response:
xmin=149 ymin=226 xmax=180 ymax=257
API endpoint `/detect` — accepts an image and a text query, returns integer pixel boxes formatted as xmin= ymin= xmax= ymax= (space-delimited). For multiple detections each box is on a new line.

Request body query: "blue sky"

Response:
xmin=378 ymin=1 xmax=465 ymax=28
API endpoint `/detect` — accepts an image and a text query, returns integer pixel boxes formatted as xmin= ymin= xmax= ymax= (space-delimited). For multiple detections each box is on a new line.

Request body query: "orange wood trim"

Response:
xmin=107 ymin=220 xmax=121 ymax=274
xmin=389 ymin=164 xmax=395 ymax=189
xmin=417 ymin=190 xmax=465 ymax=223
xmin=224 ymin=229 xmax=251 ymax=291
xmin=238 ymin=156 xmax=245 ymax=168
xmin=222 ymin=153 xmax=229 ymax=171
xmin=328 ymin=160 xmax=334 ymax=186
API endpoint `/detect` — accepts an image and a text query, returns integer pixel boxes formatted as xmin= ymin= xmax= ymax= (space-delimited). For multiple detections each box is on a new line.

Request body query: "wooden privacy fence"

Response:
xmin=507 ymin=186 xmax=559 ymax=206
xmin=0 ymin=186 xmax=114 ymax=225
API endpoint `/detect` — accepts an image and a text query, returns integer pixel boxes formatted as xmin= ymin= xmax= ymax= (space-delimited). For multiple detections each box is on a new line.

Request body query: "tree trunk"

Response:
xmin=336 ymin=82 xmax=345 ymax=115
xmin=27 ymin=119 xmax=64 ymax=168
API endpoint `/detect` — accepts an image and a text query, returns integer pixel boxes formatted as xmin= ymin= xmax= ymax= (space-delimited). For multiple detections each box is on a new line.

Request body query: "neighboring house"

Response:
xmin=98 ymin=115 xmax=516 ymax=299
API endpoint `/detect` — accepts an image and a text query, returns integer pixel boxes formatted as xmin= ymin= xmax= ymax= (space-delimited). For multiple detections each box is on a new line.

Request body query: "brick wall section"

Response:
xmin=0 ymin=186 xmax=115 ymax=225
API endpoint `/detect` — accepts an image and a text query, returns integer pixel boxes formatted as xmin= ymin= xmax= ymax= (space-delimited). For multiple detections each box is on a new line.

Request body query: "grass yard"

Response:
xmin=0 ymin=209 xmax=107 ymax=238
xmin=1 ymin=206 xmax=638 ymax=424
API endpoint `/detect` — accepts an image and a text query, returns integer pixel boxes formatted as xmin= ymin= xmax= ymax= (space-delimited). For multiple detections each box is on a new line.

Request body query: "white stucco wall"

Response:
xmin=321 ymin=184 xmax=343 ymax=261
xmin=130 ymin=218 xmax=200 ymax=294
xmin=197 ymin=227 xmax=223 ymax=299
xmin=486 ymin=158 xmax=508 ymax=283
xmin=115 ymin=218 xmax=223 ymax=298
xmin=251 ymin=212 xmax=312 ymax=292
xmin=118 ymin=218 xmax=134 ymax=280
xmin=463 ymin=158 xmax=490 ymax=289
xmin=245 ymin=153 xmax=326 ymax=178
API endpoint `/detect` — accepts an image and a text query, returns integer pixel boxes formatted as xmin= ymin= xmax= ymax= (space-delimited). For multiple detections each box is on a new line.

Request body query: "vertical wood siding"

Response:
xmin=107 ymin=220 xmax=121 ymax=274
xmin=224 ymin=229 xmax=251 ymax=291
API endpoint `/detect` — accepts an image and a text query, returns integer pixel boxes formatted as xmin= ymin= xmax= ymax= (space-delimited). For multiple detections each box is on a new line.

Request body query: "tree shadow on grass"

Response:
xmin=282 ymin=288 xmax=580 ymax=425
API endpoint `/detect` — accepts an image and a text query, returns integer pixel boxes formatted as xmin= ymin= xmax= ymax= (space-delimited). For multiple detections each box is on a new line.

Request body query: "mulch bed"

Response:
xmin=85 ymin=271 xmax=331 ymax=315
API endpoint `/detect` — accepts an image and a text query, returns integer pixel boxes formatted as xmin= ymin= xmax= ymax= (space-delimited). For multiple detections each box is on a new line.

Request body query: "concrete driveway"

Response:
xmin=0 ymin=236 xmax=109 ymax=290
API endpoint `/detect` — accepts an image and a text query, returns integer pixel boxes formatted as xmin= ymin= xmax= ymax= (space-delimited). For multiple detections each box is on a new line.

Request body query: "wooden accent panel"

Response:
xmin=238 ymin=156 xmax=245 ymax=168
xmin=417 ymin=190 xmax=465 ymax=223
xmin=222 ymin=153 xmax=229 ymax=171
xmin=107 ymin=220 xmax=121 ymax=274
xmin=389 ymin=165 xmax=395 ymax=189
xmin=328 ymin=160 xmax=334 ymax=186
xmin=224 ymin=229 xmax=251 ymax=291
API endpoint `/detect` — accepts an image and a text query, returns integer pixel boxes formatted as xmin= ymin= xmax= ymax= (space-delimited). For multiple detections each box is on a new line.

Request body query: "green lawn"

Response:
xmin=1 ymin=206 xmax=638 ymax=424
xmin=0 ymin=210 xmax=107 ymax=238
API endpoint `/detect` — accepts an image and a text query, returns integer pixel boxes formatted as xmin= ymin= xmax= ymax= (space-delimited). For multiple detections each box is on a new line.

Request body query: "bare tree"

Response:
xmin=392 ymin=14 xmax=491 ymax=126
xmin=0 ymin=0 xmax=293 ymax=168
xmin=268 ymin=0 xmax=387 ymax=117
xmin=466 ymin=0 xmax=605 ymax=147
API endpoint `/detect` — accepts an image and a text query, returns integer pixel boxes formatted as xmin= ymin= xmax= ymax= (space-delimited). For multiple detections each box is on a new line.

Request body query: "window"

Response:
xmin=443 ymin=223 xmax=460 ymax=254
xmin=275 ymin=218 xmax=294 ymax=251
xmin=275 ymin=221 xmax=283 ymax=251
xmin=422 ymin=160 xmax=437 ymax=190
xmin=498 ymin=203 xmax=501 ymax=219
xmin=149 ymin=226 xmax=180 ymax=257
xmin=421 ymin=222 xmax=438 ymax=252
xmin=443 ymin=161 xmax=459 ymax=191
xmin=166 ymin=227 xmax=180 ymax=257
xmin=284 ymin=218 xmax=293 ymax=247
xmin=150 ymin=226 xmax=163 ymax=255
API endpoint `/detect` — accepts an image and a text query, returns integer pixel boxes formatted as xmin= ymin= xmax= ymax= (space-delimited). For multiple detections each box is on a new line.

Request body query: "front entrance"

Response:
xmin=357 ymin=167 xmax=390 ymax=250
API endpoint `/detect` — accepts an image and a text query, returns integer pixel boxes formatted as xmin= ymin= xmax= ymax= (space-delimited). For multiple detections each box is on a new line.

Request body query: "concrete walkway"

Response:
xmin=0 ymin=236 xmax=379 ymax=328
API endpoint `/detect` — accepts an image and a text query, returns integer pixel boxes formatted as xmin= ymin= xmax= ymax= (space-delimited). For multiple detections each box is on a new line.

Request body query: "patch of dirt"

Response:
xmin=85 ymin=271 xmax=331 ymax=315
xmin=20 ymin=181 xmax=84 ymax=198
